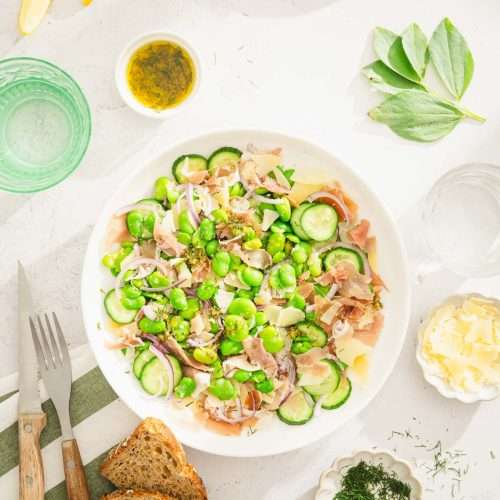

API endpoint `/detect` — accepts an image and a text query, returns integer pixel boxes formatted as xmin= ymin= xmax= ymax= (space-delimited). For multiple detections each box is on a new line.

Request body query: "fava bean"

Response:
xmin=259 ymin=326 xmax=284 ymax=353
xmin=288 ymin=293 xmax=306 ymax=310
xmin=121 ymin=295 xmax=146 ymax=310
xmin=278 ymin=264 xmax=296 ymax=288
xmin=138 ymin=317 xmax=166 ymax=334
xmin=209 ymin=378 xmax=235 ymax=400
xmin=291 ymin=340 xmax=312 ymax=354
xmin=292 ymin=262 xmax=304 ymax=277
xmin=233 ymin=369 xmax=252 ymax=383
xmin=178 ymin=209 xmax=195 ymax=235
xmin=229 ymin=253 xmax=241 ymax=269
xmin=197 ymin=280 xmax=217 ymax=301
xmin=227 ymin=297 xmax=256 ymax=319
xmin=212 ymin=208 xmax=229 ymax=223
xmin=177 ymin=232 xmax=192 ymax=246
xmin=229 ymin=182 xmax=245 ymax=197
xmin=153 ymin=176 xmax=170 ymax=202
xmin=272 ymin=251 xmax=286 ymax=264
xmin=308 ymin=253 xmax=322 ymax=277
xmin=267 ymin=232 xmax=286 ymax=255
xmin=250 ymin=370 xmax=266 ymax=384
xmin=256 ymin=379 xmax=274 ymax=393
xmin=174 ymin=376 xmax=196 ymax=398
xmin=193 ymin=347 xmax=218 ymax=365
xmin=213 ymin=251 xmax=231 ymax=277
xmin=270 ymin=221 xmax=291 ymax=233
xmin=180 ymin=297 xmax=200 ymax=320
xmin=170 ymin=316 xmax=190 ymax=342
xmin=243 ymin=239 xmax=262 ymax=251
xmin=254 ymin=311 xmax=267 ymax=327
xmin=291 ymin=245 xmax=307 ymax=264
xmin=224 ymin=314 xmax=249 ymax=341
xmin=199 ymin=218 xmax=216 ymax=241
xmin=235 ymin=289 xmax=253 ymax=299
xmin=170 ymin=288 xmax=188 ymax=311
xmin=147 ymin=271 xmax=170 ymax=288
xmin=122 ymin=284 xmax=142 ymax=299
xmin=240 ymin=266 xmax=264 ymax=287
xmin=243 ymin=227 xmax=256 ymax=241
xmin=205 ymin=239 xmax=219 ymax=257
xmin=219 ymin=338 xmax=243 ymax=356
xmin=276 ymin=198 xmax=291 ymax=221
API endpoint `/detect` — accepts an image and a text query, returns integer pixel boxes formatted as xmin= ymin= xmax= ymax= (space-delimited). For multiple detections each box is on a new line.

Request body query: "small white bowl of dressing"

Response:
xmin=416 ymin=293 xmax=500 ymax=403
xmin=115 ymin=31 xmax=201 ymax=119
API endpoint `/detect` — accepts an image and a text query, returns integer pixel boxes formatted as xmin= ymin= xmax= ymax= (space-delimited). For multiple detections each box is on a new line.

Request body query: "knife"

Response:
xmin=18 ymin=261 xmax=46 ymax=500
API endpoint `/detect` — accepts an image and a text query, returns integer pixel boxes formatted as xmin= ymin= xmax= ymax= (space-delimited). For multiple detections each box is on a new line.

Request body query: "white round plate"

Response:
xmin=315 ymin=449 xmax=423 ymax=500
xmin=81 ymin=129 xmax=410 ymax=457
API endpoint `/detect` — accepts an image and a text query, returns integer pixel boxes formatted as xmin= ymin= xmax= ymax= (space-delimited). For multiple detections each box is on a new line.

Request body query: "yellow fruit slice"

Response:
xmin=18 ymin=0 xmax=51 ymax=35
xmin=82 ymin=0 xmax=92 ymax=5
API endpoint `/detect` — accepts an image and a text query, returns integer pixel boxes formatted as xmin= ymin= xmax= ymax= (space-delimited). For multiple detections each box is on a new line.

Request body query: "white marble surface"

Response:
xmin=1 ymin=0 xmax=500 ymax=498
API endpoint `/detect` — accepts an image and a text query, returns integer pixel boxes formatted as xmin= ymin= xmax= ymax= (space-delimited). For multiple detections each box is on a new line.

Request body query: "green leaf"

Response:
xmin=402 ymin=23 xmax=428 ymax=77
xmin=429 ymin=18 xmax=474 ymax=99
xmin=362 ymin=60 xmax=425 ymax=94
xmin=373 ymin=27 xmax=421 ymax=82
xmin=368 ymin=90 xmax=464 ymax=142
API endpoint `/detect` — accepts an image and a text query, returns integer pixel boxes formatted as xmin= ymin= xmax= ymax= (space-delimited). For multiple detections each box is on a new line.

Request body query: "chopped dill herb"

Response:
xmin=334 ymin=461 xmax=411 ymax=500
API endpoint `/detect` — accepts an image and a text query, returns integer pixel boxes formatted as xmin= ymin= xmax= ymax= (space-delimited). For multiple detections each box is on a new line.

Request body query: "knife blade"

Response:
xmin=18 ymin=261 xmax=41 ymax=414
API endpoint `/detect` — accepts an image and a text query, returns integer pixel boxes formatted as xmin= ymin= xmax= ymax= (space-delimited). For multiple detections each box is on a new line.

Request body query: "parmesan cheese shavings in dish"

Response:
xmin=421 ymin=295 xmax=500 ymax=392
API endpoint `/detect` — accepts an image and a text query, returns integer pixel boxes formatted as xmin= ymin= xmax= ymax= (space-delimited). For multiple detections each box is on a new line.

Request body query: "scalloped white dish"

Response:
xmin=416 ymin=293 xmax=500 ymax=404
xmin=81 ymin=129 xmax=410 ymax=457
xmin=315 ymin=449 xmax=423 ymax=500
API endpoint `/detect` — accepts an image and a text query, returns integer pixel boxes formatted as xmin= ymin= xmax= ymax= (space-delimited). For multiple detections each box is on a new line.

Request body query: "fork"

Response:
xmin=30 ymin=312 xmax=90 ymax=500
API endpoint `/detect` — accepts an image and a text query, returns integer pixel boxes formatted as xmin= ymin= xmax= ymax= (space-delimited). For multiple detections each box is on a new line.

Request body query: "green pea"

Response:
xmin=177 ymin=232 xmax=192 ymax=246
xmin=138 ymin=317 xmax=166 ymax=334
xmin=153 ymin=177 xmax=170 ymax=202
xmin=227 ymin=297 xmax=257 ymax=319
xmin=212 ymin=208 xmax=228 ymax=223
xmin=256 ymin=379 xmax=274 ymax=393
xmin=292 ymin=340 xmax=312 ymax=354
xmin=197 ymin=280 xmax=217 ymax=300
xmin=243 ymin=239 xmax=262 ymax=251
xmin=205 ymin=239 xmax=219 ymax=257
xmin=272 ymin=251 xmax=286 ymax=264
xmin=220 ymin=338 xmax=243 ymax=356
xmin=174 ymin=377 xmax=196 ymax=398
xmin=147 ymin=271 xmax=170 ymax=288
xmin=254 ymin=311 xmax=267 ymax=326
xmin=122 ymin=284 xmax=142 ymax=299
xmin=213 ymin=251 xmax=231 ymax=277
xmin=270 ymin=221 xmax=292 ymax=233
xmin=180 ymin=297 xmax=200 ymax=320
xmin=278 ymin=263 xmax=296 ymax=288
xmin=233 ymin=369 xmax=252 ymax=383
xmin=170 ymin=288 xmax=188 ymax=311
xmin=209 ymin=378 xmax=235 ymax=400
xmin=288 ymin=293 xmax=306 ymax=310
xmin=199 ymin=218 xmax=216 ymax=241
xmin=178 ymin=209 xmax=195 ymax=235
xmin=250 ymin=370 xmax=266 ymax=384
xmin=121 ymin=295 xmax=146 ymax=310
xmin=267 ymin=232 xmax=286 ymax=256
xmin=224 ymin=315 xmax=249 ymax=341
xmin=229 ymin=182 xmax=245 ymax=197
xmin=193 ymin=347 xmax=218 ymax=365
xmin=291 ymin=245 xmax=308 ymax=264
xmin=170 ymin=316 xmax=190 ymax=342
xmin=276 ymin=198 xmax=291 ymax=221
xmin=308 ymin=254 xmax=322 ymax=277
xmin=240 ymin=266 xmax=264 ymax=287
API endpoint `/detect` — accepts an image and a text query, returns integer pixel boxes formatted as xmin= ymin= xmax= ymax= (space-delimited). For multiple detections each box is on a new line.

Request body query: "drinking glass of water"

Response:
xmin=421 ymin=163 xmax=500 ymax=278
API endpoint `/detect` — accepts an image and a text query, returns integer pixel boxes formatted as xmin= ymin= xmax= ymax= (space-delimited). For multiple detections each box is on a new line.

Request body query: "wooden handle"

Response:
xmin=62 ymin=439 xmax=90 ymax=500
xmin=18 ymin=413 xmax=47 ymax=500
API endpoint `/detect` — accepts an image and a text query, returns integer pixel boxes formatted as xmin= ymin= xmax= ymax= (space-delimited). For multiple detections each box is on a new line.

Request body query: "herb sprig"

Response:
xmin=363 ymin=18 xmax=485 ymax=142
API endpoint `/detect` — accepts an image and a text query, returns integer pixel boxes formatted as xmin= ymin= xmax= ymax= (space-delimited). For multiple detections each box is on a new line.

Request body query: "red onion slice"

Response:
xmin=114 ymin=257 xmax=170 ymax=298
xmin=326 ymin=283 xmax=339 ymax=300
xmin=186 ymin=184 xmax=200 ymax=227
xmin=307 ymin=192 xmax=350 ymax=222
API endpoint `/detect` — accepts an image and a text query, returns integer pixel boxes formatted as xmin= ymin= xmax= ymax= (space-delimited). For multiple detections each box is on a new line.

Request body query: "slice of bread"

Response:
xmin=100 ymin=418 xmax=207 ymax=500
xmin=103 ymin=489 xmax=174 ymax=500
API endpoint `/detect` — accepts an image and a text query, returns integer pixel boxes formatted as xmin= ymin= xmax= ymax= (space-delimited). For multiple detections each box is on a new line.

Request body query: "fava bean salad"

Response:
xmin=102 ymin=145 xmax=385 ymax=430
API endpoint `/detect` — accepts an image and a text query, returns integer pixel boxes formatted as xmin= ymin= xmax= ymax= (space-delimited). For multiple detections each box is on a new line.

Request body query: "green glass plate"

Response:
xmin=0 ymin=57 xmax=91 ymax=193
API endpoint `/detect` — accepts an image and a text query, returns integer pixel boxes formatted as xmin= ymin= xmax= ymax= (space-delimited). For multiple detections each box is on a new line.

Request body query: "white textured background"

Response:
xmin=1 ymin=1 xmax=500 ymax=498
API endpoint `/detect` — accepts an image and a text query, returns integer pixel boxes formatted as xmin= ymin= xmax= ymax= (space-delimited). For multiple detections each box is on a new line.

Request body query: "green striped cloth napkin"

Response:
xmin=0 ymin=344 xmax=140 ymax=499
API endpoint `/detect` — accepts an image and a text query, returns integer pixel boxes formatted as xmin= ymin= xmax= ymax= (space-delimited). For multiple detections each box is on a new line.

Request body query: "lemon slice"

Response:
xmin=18 ymin=0 xmax=51 ymax=35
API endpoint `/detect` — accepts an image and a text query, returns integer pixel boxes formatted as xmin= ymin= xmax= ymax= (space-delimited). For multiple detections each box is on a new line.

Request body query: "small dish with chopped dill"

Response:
xmin=315 ymin=450 xmax=422 ymax=500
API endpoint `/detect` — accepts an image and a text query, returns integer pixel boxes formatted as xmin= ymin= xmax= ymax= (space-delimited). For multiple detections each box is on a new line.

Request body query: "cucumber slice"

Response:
xmin=300 ymin=203 xmax=338 ymax=241
xmin=207 ymin=147 xmax=242 ymax=172
xmin=321 ymin=376 xmax=352 ymax=409
xmin=140 ymin=355 xmax=182 ymax=396
xmin=172 ymin=154 xmax=208 ymax=183
xmin=303 ymin=359 xmax=341 ymax=398
xmin=277 ymin=389 xmax=315 ymax=425
xmin=290 ymin=203 xmax=312 ymax=240
xmin=133 ymin=350 xmax=155 ymax=379
xmin=324 ymin=247 xmax=364 ymax=273
xmin=297 ymin=322 xmax=327 ymax=347
xmin=104 ymin=290 xmax=137 ymax=324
